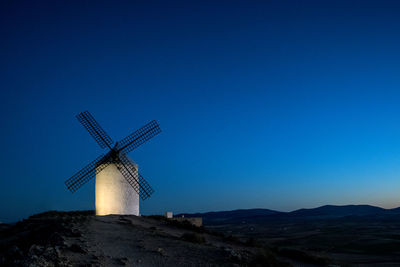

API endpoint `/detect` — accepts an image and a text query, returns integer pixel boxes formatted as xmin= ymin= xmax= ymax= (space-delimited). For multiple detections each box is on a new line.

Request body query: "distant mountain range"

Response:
xmin=179 ymin=208 xmax=279 ymax=220
xmin=179 ymin=205 xmax=400 ymax=224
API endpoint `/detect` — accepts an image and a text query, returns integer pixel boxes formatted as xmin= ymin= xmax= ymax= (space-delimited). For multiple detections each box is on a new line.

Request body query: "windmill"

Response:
xmin=64 ymin=111 xmax=161 ymax=216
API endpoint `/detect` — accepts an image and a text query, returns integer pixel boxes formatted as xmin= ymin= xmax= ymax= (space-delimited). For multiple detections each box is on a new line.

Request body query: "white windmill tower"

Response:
xmin=64 ymin=111 xmax=161 ymax=216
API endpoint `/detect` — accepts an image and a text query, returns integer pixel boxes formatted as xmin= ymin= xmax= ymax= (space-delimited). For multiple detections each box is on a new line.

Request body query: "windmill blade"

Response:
xmin=65 ymin=154 xmax=110 ymax=193
xmin=115 ymin=153 xmax=155 ymax=200
xmin=117 ymin=120 xmax=161 ymax=154
xmin=137 ymin=173 xmax=155 ymax=200
xmin=76 ymin=111 xmax=114 ymax=149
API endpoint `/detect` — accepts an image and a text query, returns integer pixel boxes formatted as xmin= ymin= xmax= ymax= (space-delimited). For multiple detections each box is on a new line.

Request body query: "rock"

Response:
xmin=28 ymin=244 xmax=44 ymax=256
xmin=69 ymin=228 xmax=82 ymax=237
xmin=224 ymin=248 xmax=242 ymax=262
xmin=156 ymin=247 xmax=166 ymax=256
xmin=30 ymin=255 xmax=39 ymax=261
xmin=50 ymin=232 xmax=65 ymax=245
xmin=43 ymin=247 xmax=59 ymax=261
xmin=8 ymin=245 xmax=23 ymax=258
xmin=113 ymin=257 xmax=129 ymax=265
xmin=54 ymin=246 xmax=62 ymax=257
xmin=68 ymin=244 xmax=86 ymax=253
xmin=27 ymin=255 xmax=54 ymax=267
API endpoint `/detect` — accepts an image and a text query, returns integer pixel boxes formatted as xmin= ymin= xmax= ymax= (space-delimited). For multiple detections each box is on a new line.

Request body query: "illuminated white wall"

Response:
xmin=95 ymin=163 xmax=139 ymax=216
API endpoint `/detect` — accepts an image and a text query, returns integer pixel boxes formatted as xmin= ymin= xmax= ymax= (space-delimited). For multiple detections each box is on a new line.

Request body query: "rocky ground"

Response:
xmin=0 ymin=211 xmax=290 ymax=266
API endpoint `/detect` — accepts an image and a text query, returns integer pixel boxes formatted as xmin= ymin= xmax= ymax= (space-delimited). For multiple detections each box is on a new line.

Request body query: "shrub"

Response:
xmin=222 ymin=234 xmax=241 ymax=243
xmin=181 ymin=233 xmax=205 ymax=244
xmin=245 ymin=237 xmax=262 ymax=247
xmin=250 ymin=248 xmax=291 ymax=267
xmin=276 ymin=248 xmax=329 ymax=265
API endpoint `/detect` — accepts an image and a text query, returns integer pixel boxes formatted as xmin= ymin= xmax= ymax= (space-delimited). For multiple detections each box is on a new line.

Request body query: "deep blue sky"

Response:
xmin=1 ymin=0 xmax=400 ymax=222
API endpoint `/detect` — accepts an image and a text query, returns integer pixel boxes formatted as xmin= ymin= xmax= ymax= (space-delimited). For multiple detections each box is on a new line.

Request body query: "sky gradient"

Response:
xmin=1 ymin=0 xmax=400 ymax=222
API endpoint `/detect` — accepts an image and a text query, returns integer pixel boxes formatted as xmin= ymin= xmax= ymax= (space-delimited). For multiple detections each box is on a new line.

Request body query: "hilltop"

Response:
xmin=2 ymin=205 xmax=400 ymax=266
xmin=0 ymin=211 xmax=288 ymax=267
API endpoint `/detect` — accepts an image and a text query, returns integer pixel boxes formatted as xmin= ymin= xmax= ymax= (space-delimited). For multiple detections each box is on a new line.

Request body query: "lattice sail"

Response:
xmin=65 ymin=111 xmax=160 ymax=200
xmin=65 ymin=154 xmax=110 ymax=193
xmin=115 ymin=153 xmax=155 ymax=200
xmin=117 ymin=120 xmax=161 ymax=154
xmin=77 ymin=111 xmax=114 ymax=149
